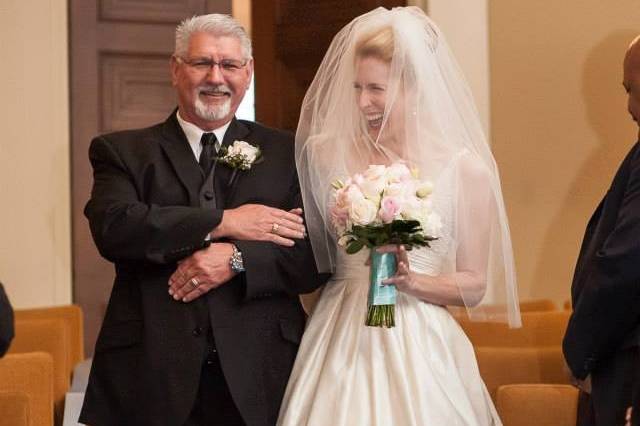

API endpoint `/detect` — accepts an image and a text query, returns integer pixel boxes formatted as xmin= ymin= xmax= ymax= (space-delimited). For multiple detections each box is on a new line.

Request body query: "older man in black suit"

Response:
xmin=79 ymin=14 xmax=327 ymax=426
xmin=563 ymin=35 xmax=640 ymax=426
xmin=0 ymin=282 xmax=14 ymax=357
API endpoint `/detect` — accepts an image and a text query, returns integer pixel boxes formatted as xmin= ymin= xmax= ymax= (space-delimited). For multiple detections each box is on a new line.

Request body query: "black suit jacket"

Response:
xmin=563 ymin=141 xmax=640 ymax=422
xmin=79 ymin=112 xmax=326 ymax=426
xmin=0 ymin=283 xmax=14 ymax=357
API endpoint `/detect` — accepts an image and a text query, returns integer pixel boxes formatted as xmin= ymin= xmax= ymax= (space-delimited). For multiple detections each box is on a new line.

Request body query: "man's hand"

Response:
xmin=572 ymin=375 xmax=592 ymax=394
xmin=564 ymin=360 xmax=592 ymax=394
xmin=168 ymin=243 xmax=236 ymax=302
xmin=211 ymin=205 xmax=305 ymax=246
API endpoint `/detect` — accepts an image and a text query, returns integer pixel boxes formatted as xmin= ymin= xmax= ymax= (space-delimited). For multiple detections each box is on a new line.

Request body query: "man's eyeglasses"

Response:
xmin=175 ymin=56 xmax=248 ymax=75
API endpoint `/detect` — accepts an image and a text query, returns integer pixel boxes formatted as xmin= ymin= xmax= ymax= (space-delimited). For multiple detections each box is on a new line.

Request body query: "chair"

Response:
xmin=0 ymin=391 xmax=30 ymax=426
xmin=519 ymin=299 xmax=556 ymax=312
xmin=9 ymin=318 xmax=71 ymax=424
xmin=15 ymin=305 xmax=85 ymax=377
xmin=0 ymin=352 xmax=55 ymax=426
xmin=496 ymin=384 xmax=579 ymax=426
xmin=475 ymin=346 xmax=570 ymax=401
xmin=457 ymin=310 xmax=570 ymax=347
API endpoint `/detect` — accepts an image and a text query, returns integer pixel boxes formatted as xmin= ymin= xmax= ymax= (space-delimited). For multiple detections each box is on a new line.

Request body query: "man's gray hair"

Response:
xmin=175 ymin=14 xmax=252 ymax=60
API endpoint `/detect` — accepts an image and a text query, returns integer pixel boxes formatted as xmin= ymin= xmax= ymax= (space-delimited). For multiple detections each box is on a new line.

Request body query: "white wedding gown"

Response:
xmin=278 ymin=152 xmax=501 ymax=426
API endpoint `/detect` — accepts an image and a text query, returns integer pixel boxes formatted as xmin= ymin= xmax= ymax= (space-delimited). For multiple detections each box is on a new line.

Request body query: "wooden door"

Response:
xmin=70 ymin=0 xmax=232 ymax=355
xmin=252 ymin=0 xmax=406 ymax=131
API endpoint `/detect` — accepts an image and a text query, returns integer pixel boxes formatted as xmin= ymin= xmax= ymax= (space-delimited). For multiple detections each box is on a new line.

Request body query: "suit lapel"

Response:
xmin=215 ymin=118 xmax=251 ymax=203
xmin=158 ymin=111 xmax=203 ymax=207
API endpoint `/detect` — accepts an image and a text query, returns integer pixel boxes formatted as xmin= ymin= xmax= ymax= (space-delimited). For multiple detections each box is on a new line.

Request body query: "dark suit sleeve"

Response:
xmin=234 ymin=174 xmax=330 ymax=300
xmin=563 ymin=154 xmax=640 ymax=380
xmin=0 ymin=283 xmax=14 ymax=357
xmin=84 ymin=136 xmax=223 ymax=264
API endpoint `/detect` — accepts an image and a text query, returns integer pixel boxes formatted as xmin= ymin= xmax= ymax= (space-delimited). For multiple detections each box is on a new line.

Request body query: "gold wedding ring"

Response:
xmin=271 ymin=223 xmax=280 ymax=233
xmin=189 ymin=278 xmax=200 ymax=289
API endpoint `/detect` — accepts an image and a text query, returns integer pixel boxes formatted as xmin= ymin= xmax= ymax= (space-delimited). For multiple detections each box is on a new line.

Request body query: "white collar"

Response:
xmin=176 ymin=111 xmax=232 ymax=160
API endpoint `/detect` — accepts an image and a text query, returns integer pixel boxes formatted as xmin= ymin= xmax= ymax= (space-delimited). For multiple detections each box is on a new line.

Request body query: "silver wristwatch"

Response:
xmin=229 ymin=244 xmax=245 ymax=273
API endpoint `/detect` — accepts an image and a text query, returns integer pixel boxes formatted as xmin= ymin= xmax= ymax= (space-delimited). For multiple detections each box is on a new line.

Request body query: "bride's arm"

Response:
xmin=380 ymin=245 xmax=484 ymax=306
xmin=382 ymin=154 xmax=494 ymax=307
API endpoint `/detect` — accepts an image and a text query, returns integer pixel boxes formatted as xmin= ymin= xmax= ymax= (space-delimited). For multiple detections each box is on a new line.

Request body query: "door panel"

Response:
xmin=70 ymin=0 xmax=232 ymax=356
xmin=253 ymin=0 xmax=405 ymax=130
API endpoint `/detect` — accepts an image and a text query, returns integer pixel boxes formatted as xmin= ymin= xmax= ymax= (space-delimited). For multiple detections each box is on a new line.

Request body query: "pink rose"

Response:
xmin=379 ymin=196 xmax=402 ymax=223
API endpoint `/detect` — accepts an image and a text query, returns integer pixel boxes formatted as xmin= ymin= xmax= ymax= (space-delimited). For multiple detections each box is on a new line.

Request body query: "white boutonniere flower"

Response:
xmin=217 ymin=140 xmax=263 ymax=171
xmin=216 ymin=140 xmax=263 ymax=187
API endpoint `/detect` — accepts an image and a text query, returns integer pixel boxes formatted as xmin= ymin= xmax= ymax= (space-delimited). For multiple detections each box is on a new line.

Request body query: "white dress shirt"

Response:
xmin=176 ymin=111 xmax=231 ymax=160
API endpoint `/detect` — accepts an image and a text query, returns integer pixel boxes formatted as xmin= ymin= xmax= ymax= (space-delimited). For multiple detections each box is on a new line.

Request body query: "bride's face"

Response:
xmin=354 ymin=55 xmax=403 ymax=144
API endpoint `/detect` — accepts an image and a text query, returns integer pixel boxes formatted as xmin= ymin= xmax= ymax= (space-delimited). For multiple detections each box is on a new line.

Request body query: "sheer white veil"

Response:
xmin=296 ymin=7 xmax=520 ymax=326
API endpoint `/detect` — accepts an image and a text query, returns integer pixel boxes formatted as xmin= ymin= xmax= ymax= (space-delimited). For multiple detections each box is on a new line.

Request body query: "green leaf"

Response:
xmin=346 ymin=240 xmax=365 ymax=254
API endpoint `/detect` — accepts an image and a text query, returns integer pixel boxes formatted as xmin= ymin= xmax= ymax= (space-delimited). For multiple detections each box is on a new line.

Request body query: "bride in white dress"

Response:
xmin=278 ymin=7 xmax=521 ymax=426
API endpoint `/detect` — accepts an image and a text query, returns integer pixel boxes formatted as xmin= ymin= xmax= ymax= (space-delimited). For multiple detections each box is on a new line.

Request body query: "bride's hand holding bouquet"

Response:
xmin=330 ymin=161 xmax=441 ymax=327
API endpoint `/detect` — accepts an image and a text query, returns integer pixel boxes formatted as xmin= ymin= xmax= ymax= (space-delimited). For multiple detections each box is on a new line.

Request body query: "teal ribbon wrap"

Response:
xmin=366 ymin=249 xmax=397 ymax=327
xmin=368 ymin=250 xmax=397 ymax=306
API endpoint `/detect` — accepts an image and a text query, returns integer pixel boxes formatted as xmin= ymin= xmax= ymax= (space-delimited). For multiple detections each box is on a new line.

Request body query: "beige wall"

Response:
xmin=429 ymin=0 xmax=490 ymax=136
xmin=0 ymin=0 xmax=71 ymax=307
xmin=490 ymin=1 xmax=640 ymax=305
xmin=233 ymin=0 xmax=251 ymax=37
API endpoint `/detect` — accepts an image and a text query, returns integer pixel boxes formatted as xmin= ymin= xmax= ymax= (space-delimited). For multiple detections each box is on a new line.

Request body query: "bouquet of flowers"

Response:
xmin=330 ymin=162 xmax=441 ymax=328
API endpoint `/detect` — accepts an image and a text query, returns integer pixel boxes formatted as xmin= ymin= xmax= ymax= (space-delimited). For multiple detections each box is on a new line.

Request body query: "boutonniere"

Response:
xmin=216 ymin=140 xmax=263 ymax=186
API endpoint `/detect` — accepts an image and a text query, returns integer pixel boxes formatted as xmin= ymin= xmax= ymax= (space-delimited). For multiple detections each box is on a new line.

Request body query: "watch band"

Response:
xmin=229 ymin=244 xmax=245 ymax=273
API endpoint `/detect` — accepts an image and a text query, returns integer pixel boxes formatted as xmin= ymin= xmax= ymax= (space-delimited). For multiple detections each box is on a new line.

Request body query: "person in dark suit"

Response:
xmin=563 ymin=34 xmax=640 ymax=426
xmin=0 ymin=282 xmax=14 ymax=357
xmin=79 ymin=14 xmax=327 ymax=426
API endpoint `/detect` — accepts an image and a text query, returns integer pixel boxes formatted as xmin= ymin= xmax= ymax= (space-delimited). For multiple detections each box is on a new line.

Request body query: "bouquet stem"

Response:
xmin=366 ymin=304 xmax=395 ymax=327
xmin=366 ymin=250 xmax=397 ymax=328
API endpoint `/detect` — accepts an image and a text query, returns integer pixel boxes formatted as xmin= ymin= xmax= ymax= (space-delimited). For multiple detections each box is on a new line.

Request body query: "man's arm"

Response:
xmin=563 ymin=156 xmax=640 ymax=380
xmin=168 ymin=175 xmax=330 ymax=302
xmin=233 ymin=176 xmax=330 ymax=299
xmin=85 ymin=136 xmax=223 ymax=264
xmin=0 ymin=283 xmax=14 ymax=357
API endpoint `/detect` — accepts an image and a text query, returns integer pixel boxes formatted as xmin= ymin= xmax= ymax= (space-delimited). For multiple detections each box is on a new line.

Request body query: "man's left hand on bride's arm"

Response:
xmin=168 ymin=243 xmax=236 ymax=303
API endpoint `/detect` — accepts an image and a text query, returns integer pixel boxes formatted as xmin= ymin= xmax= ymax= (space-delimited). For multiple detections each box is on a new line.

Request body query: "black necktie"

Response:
xmin=199 ymin=132 xmax=217 ymax=175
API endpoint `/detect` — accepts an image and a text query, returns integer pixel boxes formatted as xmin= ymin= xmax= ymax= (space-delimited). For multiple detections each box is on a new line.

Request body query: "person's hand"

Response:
xmin=211 ymin=204 xmax=305 ymax=246
xmin=563 ymin=359 xmax=592 ymax=394
xmin=626 ymin=406 xmax=633 ymax=426
xmin=378 ymin=245 xmax=420 ymax=297
xmin=569 ymin=373 xmax=592 ymax=394
xmin=168 ymin=243 xmax=236 ymax=302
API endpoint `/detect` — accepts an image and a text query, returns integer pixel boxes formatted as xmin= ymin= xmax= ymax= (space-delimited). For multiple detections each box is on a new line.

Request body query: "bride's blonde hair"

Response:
xmin=355 ymin=26 xmax=394 ymax=62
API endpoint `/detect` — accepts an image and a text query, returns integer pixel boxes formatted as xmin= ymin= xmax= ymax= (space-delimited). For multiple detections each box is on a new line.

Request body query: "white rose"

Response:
xmin=230 ymin=140 xmax=259 ymax=163
xmin=349 ymin=198 xmax=378 ymax=225
xmin=344 ymin=184 xmax=366 ymax=205
xmin=399 ymin=197 xmax=423 ymax=221
xmin=422 ymin=212 xmax=442 ymax=237
xmin=363 ymin=164 xmax=387 ymax=181
xmin=385 ymin=181 xmax=414 ymax=198
xmin=385 ymin=162 xmax=411 ymax=183
xmin=359 ymin=177 xmax=386 ymax=204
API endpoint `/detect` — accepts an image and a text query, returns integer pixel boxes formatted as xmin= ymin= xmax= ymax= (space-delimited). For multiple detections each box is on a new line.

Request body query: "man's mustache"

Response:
xmin=198 ymin=84 xmax=231 ymax=95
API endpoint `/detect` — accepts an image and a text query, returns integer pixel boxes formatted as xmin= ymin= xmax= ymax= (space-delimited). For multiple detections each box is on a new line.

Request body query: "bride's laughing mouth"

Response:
xmin=365 ymin=113 xmax=384 ymax=129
